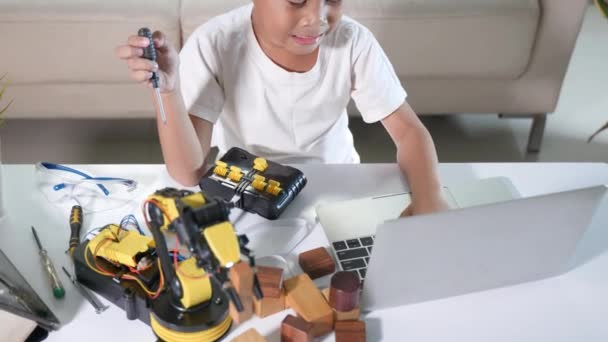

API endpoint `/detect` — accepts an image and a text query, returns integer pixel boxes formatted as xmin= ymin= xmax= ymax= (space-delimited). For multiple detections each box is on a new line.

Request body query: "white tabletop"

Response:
xmin=1 ymin=163 xmax=607 ymax=342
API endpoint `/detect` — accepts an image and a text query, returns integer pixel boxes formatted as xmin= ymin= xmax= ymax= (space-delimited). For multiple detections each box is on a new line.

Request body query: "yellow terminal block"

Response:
xmin=252 ymin=175 xmax=267 ymax=191
xmin=266 ymin=180 xmax=283 ymax=196
xmin=253 ymin=158 xmax=268 ymax=172
xmin=228 ymin=166 xmax=243 ymax=182
xmin=213 ymin=161 xmax=229 ymax=177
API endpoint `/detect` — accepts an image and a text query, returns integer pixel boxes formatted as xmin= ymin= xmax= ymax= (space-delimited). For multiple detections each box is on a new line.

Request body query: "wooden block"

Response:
xmin=231 ymin=328 xmax=267 ymax=342
xmin=321 ymin=287 xmax=360 ymax=322
xmin=253 ymin=291 xmax=286 ymax=318
xmin=229 ymin=262 xmax=255 ymax=324
xmin=229 ymin=295 xmax=253 ymax=325
xmin=230 ymin=262 xmax=254 ymax=296
xmin=335 ymin=320 xmax=366 ymax=342
xmin=283 ymin=274 xmax=334 ymax=337
xmin=322 ymin=288 xmax=330 ymax=302
xmin=281 ymin=314 xmax=313 ymax=342
xmin=335 ymin=306 xmax=361 ymax=321
xmin=298 ymin=247 xmax=336 ymax=279
xmin=257 ymin=266 xmax=283 ymax=298
xmin=329 ymin=271 xmax=360 ymax=312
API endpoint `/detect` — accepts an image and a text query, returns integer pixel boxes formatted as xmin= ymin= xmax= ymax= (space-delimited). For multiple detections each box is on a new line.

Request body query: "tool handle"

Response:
xmin=138 ymin=27 xmax=159 ymax=88
xmin=41 ymin=252 xmax=65 ymax=299
xmin=69 ymin=205 xmax=83 ymax=257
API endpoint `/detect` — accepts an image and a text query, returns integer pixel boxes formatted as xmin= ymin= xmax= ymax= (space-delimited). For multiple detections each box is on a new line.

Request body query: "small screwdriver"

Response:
xmin=138 ymin=27 xmax=167 ymax=124
xmin=68 ymin=205 xmax=83 ymax=257
xmin=62 ymin=267 xmax=109 ymax=314
xmin=31 ymin=226 xmax=65 ymax=299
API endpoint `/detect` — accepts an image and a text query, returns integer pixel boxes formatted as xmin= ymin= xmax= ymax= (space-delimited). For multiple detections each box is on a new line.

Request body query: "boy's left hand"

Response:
xmin=400 ymin=194 xmax=450 ymax=217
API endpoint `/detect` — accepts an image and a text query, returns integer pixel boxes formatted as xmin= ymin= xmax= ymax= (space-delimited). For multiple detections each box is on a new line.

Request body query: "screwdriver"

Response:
xmin=138 ymin=27 xmax=167 ymax=124
xmin=31 ymin=226 xmax=65 ymax=299
xmin=68 ymin=205 xmax=83 ymax=257
xmin=62 ymin=267 xmax=109 ymax=314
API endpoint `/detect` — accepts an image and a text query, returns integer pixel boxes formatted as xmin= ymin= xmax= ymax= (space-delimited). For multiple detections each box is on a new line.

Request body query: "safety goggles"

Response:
xmin=35 ymin=162 xmax=138 ymax=213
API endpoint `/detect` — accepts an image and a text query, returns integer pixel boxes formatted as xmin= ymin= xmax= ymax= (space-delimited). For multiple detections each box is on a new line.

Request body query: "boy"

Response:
xmin=116 ymin=0 xmax=448 ymax=216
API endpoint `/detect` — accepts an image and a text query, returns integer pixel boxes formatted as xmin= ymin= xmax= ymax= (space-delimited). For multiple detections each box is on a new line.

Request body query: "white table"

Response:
xmin=1 ymin=163 xmax=607 ymax=342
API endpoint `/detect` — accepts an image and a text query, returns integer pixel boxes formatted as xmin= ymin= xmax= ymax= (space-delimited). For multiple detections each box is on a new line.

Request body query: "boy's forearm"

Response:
xmin=155 ymin=89 xmax=207 ymax=186
xmin=396 ymin=123 xmax=443 ymax=202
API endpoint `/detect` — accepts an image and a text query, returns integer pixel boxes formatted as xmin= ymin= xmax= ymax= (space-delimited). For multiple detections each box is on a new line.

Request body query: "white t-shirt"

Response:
xmin=180 ymin=4 xmax=406 ymax=164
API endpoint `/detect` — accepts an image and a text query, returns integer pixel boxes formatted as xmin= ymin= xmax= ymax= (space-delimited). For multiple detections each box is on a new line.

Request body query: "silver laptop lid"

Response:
xmin=362 ymin=186 xmax=607 ymax=311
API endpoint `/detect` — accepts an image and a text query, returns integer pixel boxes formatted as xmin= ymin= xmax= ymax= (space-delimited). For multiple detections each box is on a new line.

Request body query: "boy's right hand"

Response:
xmin=115 ymin=31 xmax=179 ymax=93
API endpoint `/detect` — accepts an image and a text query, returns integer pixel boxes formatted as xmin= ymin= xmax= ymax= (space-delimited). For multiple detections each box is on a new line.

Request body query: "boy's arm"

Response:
xmin=156 ymin=89 xmax=213 ymax=186
xmin=381 ymin=101 xmax=449 ymax=216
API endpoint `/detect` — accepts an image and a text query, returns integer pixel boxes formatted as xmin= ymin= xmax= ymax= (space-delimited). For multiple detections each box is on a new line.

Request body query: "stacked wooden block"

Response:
xmin=253 ymin=266 xmax=286 ymax=318
xmin=280 ymin=248 xmax=366 ymax=342
xmin=229 ymin=262 xmax=255 ymax=324
xmin=229 ymin=263 xmax=288 ymax=324
xmin=229 ymin=247 xmax=366 ymax=342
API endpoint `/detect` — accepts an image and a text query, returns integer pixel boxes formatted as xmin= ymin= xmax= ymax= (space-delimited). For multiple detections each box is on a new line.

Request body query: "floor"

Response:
xmin=1 ymin=5 xmax=607 ymax=165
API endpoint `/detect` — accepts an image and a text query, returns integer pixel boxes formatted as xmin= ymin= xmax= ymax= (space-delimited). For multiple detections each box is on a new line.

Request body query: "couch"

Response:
xmin=0 ymin=0 xmax=588 ymax=153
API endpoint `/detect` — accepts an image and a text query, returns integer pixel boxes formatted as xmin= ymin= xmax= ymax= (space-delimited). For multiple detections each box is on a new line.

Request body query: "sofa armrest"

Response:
xmin=517 ymin=0 xmax=587 ymax=112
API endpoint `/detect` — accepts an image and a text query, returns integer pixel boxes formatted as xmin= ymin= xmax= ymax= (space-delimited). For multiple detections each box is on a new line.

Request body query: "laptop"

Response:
xmin=317 ymin=184 xmax=607 ymax=311
xmin=317 ymin=177 xmax=519 ymax=281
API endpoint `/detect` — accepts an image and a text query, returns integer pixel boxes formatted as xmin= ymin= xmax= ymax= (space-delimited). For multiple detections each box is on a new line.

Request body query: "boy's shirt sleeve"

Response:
xmin=350 ymin=26 xmax=407 ymax=124
xmin=179 ymin=28 xmax=225 ymax=123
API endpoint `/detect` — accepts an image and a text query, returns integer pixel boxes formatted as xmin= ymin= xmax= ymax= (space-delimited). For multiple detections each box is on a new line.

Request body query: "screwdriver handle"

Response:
xmin=40 ymin=250 xmax=65 ymax=299
xmin=68 ymin=205 xmax=83 ymax=257
xmin=138 ymin=27 xmax=159 ymax=88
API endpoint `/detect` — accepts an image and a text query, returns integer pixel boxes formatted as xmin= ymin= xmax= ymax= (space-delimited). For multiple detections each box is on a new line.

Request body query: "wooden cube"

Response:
xmin=321 ymin=288 xmax=330 ymax=302
xmin=335 ymin=306 xmax=361 ymax=321
xmin=335 ymin=320 xmax=366 ymax=342
xmin=283 ymin=274 xmax=334 ymax=337
xmin=229 ymin=262 xmax=255 ymax=324
xmin=253 ymin=290 xmax=286 ymax=318
xmin=257 ymin=266 xmax=284 ymax=298
xmin=229 ymin=295 xmax=253 ymax=325
xmin=230 ymin=262 xmax=254 ymax=295
xmin=281 ymin=314 xmax=313 ymax=342
xmin=231 ymin=328 xmax=267 ymax=342
xmin=298 ymin=247 xmax=336 ymax=280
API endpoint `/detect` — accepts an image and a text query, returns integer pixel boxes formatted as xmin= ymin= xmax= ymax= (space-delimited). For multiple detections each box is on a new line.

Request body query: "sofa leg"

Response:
xmin=527 ymin=114 xmax=547 ymax=154
xmin=499 ymin=113 xmax=547 ymax=154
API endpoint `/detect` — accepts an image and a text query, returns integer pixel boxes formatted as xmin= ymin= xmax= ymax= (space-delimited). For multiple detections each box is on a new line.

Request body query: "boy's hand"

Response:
xmin=115 ymin=31 xmax=179 ymax=93
xmin=400 ymin=194 xmax=450 ymax=217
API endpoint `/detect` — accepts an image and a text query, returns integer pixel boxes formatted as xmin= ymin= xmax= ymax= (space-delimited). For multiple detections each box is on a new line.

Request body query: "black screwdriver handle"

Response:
xmin=137 ymin=27 xmax=159 ymax=88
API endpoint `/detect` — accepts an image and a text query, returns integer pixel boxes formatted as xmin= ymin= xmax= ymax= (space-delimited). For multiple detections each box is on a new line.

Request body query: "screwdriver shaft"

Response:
xmin=62 ymin=267 xmax=108 ymax=314
xmin=154 ymin=88 xmax=167 ymax=124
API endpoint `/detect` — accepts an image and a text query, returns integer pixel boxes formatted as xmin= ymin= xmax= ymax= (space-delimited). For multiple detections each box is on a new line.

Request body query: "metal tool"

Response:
xmin=31 ymin=226 xmax=65 ymax=299
xmin=138 ymin=27 xmax=167 ymax=124
xmin=62 ymin=267 xmax=109 ymax=314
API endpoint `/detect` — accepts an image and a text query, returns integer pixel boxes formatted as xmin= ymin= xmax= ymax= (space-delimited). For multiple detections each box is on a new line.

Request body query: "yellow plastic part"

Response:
xmin=266 ymin=180 xmax=283 ymax=196
xmin=203 ymin=222 xmax=241 ymax=268
xmin=213 ymin=161 xmax=229 ymax=177
xmin=228 ymin=166 xmax=243 ymax=182
xmin=150 ymin=312 xmax=231 ymax=342
xmin=147 ymin=192 xmax=207 ymax=231
xmin=87 ymin=224 xmax=155 ymax=267
xmin=253 ymin=158 xmax=268 ymax=172
xmin=251 ymin=175 xmax=267 ymax=192
xmin=176 ymin=257 xmax=212 ymax=308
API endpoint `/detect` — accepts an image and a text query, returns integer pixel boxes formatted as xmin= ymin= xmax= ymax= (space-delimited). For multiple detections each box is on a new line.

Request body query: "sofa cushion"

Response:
xmin=0 ymin=0 xmax=181 ymax=84
xmin=181 ymin=0 xmax=540 ymax=80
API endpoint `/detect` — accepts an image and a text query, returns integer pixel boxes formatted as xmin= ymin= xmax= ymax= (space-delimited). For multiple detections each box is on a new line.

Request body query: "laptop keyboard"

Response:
xmin=332 ymin=235 xmax=375 ymax=281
